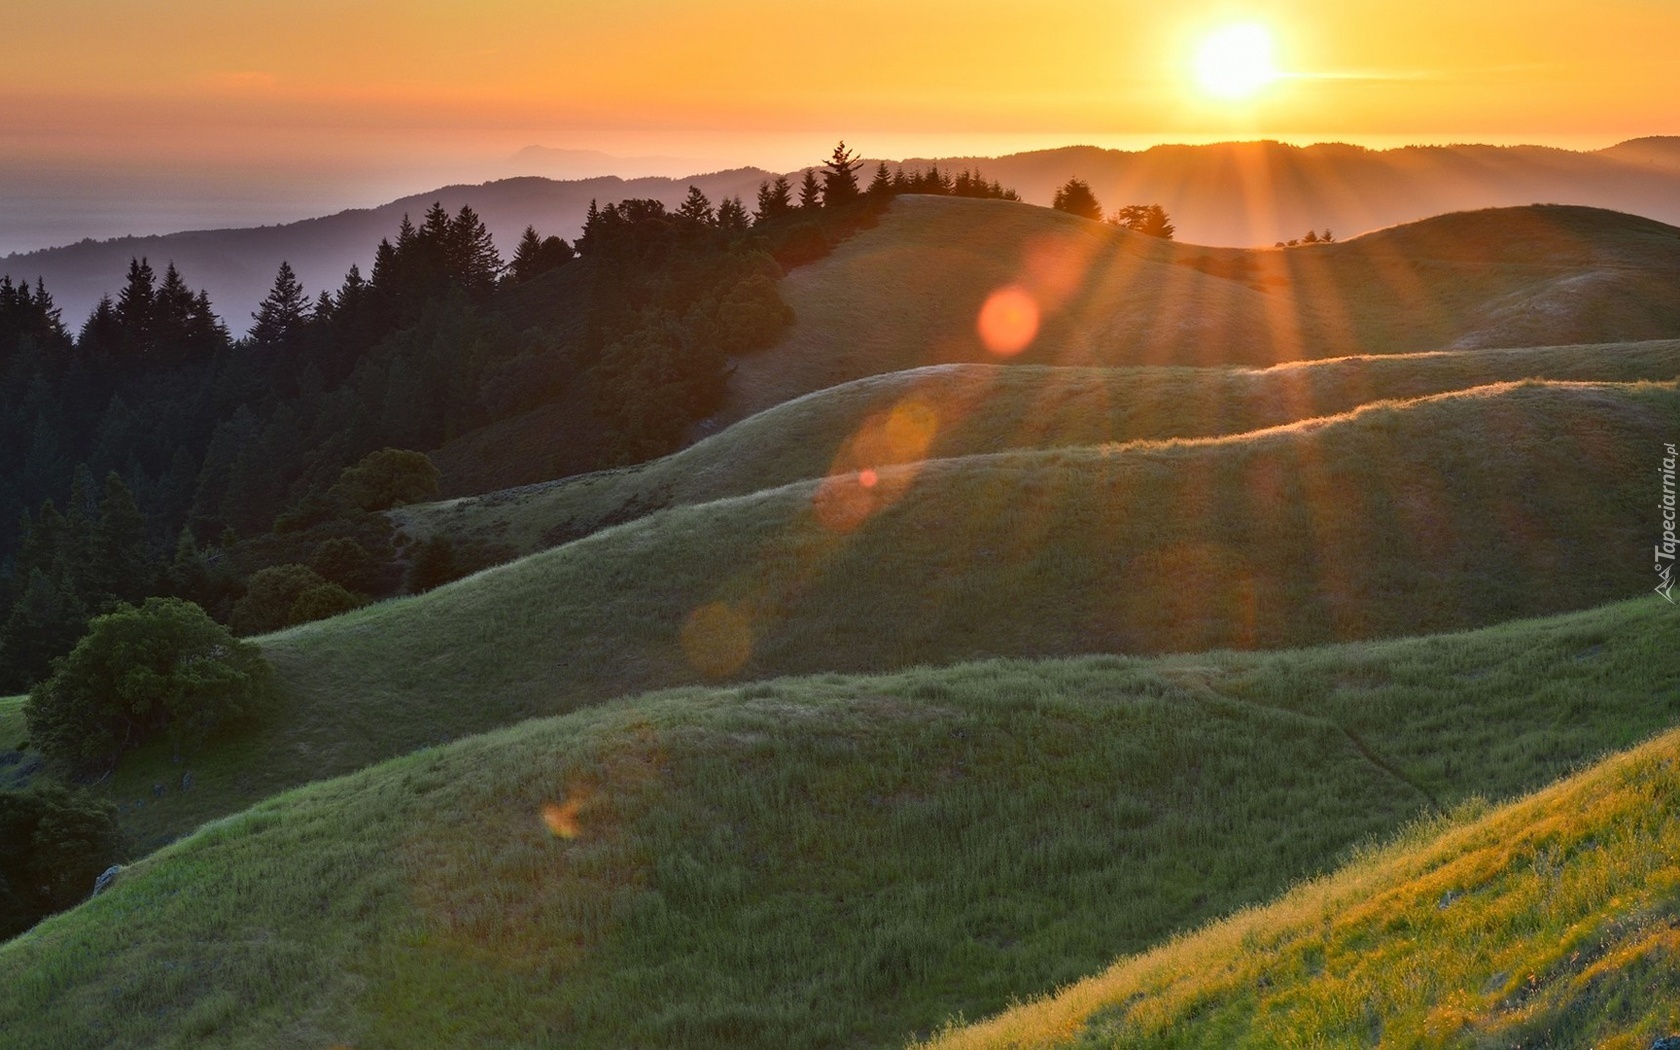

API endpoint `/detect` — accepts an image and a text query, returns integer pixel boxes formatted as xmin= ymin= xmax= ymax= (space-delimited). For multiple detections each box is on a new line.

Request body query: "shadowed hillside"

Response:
xmin=90 ymin=379 xmax=1677 ymax=846
xmin=721 ymin=197 xmax=1680 ymax=425
xmin=402 ymin=340 xmax=1680 ymax=556
xmin=923 ymin=719 xmax=1680 ymax=1050
xmin=1 ymin=597 xmax=1675 ymax=1049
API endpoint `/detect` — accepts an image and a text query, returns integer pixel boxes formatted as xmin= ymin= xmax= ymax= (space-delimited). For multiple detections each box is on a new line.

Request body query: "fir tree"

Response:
xmin=677 ymin=185 xmax=715 ymax=225
xmin=716 ymin=196 xmax=750 ymax=232
xmin=754 ymin=177 xmax=794 ymax=223
xmin=798 ymin=169 xmax=823 ymax=210
xmin=821 ymin=141 xmax=865 ymax=207
xmin=248 ymin=261 xmax=311 ymax=351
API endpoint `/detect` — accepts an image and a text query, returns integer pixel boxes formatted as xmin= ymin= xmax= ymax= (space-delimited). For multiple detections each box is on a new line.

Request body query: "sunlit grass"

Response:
xmin=101 ymin=379 xmax=1678 ymax=848
xmin=720 ymin=197 xmax=1680 ymax=425
xmin=921 ymin=725 xmax=1680 ymax=1050
xmin=1 ymin=597 xmax=1676 ymax=1049
xmin=396 ymin=341 xmax=1680 ymax=558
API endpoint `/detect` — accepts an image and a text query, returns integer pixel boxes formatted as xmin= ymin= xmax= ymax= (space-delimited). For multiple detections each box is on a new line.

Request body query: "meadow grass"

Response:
xmin=1 ymin=596 xmax=1676 ymax=1048
xmin=720 ymin=197 xmax=1680 ymax=426
xmin=395 ymin=340 xmax=1680 ymax=557
xmin=102 ymin=379 xmax=1678 ymax=847
xmin=920 ymin=721 xmax=1680 ymax=1050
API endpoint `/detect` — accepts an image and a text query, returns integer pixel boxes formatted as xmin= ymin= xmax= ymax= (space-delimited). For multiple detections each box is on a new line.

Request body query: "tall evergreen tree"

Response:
xmin=113 ymin=258 xmax=156 ymax=359
xmin=248 ymin=261 xmax=311 ymax=351
xmin=716 ymin=196 xmax=750 ymax=233
xmin=677 ymin=185 xmax=715 ymax=225
xmin=820 ymin=142 xmax=865 ymax=207
xmin=798 ymin=169 xmax=823 ymax=210
xmin=868 ymin=162 xmax=893 ymax=197
xmin=754 ymin=177 xmax=794 ymax=223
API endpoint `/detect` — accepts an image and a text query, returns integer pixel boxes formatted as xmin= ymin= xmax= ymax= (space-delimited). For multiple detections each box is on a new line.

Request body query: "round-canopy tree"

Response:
xmin=1052 ymin=177 xmax=1104 ymax=222
xmin=25 ymin=597 xmax=273 ymax=772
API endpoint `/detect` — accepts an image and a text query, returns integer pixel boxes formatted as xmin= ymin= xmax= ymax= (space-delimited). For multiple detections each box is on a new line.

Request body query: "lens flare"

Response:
xmin=542 ymin=795 xmax=585 ymax=839
xmin=978 ymin=286 xmax=1040 ymax=356
xmin=680 ymin=601 xmax=754 ymax=678
xmin=859 ymin=468 xmax=878 ymax=488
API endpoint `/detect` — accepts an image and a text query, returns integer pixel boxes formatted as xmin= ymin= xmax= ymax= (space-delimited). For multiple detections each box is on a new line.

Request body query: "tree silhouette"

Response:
xmin=868 ymin=162 xmax=892 ymax=197
xmin=716 ymin=196 xmax=750 ymax=232
xmin=248 ymin=261 xmax=311 ymax=351
xmin=1111 ymin=204 xmax=1175 ymax=240
xmin=755 ymin=177 xmax=794 ymax=223
xmin=821 ymin=141 xmax=865 ymax=207
xmin=1052 ymin=178 xmax=1103 ymax=221
xmin=798 ymin=170 xmax=823 ymax=211
xmin=677 ymin=185 xmax=716 ymax=225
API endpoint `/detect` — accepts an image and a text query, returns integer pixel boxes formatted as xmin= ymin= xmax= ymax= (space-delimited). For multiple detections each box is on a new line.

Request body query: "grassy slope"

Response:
xmin=923 ymin=720 xmax=1680 ymax=1050
xmin=103 ymin=379 xmax=1677 ymax=846
xmin=0 ymin=695 xmax=39 ymax=791
xmin=394 ymin=340 xmax=1680 ymax=557
xmin=2 ymin=598 xmax=1676 ymax=1049
xmin=720 ymin=197 xmax=1680 ymax=426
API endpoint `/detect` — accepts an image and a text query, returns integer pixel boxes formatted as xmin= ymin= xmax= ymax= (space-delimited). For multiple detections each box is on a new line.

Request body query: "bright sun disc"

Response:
xmin=1194 ymin=23 xmax=1278 ymax=100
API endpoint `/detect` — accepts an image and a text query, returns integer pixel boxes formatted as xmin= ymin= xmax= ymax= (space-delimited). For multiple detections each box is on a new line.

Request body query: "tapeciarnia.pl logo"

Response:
xmin=1658 ymin=442 xmax=1677 ymax=604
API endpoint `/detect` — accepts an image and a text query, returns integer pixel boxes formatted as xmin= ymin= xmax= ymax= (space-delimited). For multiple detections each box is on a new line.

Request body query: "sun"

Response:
xmin=1193 ymin=23 xmax=1279 ymax=101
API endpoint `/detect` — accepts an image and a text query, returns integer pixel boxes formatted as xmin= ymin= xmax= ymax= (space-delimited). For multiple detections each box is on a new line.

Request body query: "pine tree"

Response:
xmin=510 ymin=226 xmax=545 ymax=282
xmin=716 ymin=196 xmax=750 ymax=232
xmin=821 ymin=142 xmax=865 ymax=207
xmin=868 ymin=162 xmax=892 ymax=197
xmin=754 ymin=177 xmax=794 ymax=223
xmin=798 ymin=170 xmax=823 ymax=210
xmin=677 ymin=185 xmax=715 ymax=225
xmin=95 ymin=472 xmax=150 ymax=602
xmin=446 ymin=205 xmax=502 ymax=297
xmin=114 ymin=258 xmax=156 ymax=359
xmin=248 ymin=261 xmax=311 ymax=351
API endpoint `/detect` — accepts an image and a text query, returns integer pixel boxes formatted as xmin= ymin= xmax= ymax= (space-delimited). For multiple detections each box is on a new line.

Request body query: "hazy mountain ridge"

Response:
xmin=6 ymin=138 xmax=1680 ymax=336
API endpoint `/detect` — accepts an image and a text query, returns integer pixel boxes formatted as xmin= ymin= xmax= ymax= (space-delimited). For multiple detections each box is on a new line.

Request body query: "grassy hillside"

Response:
xmin=2 ymin=597 xmax=1676 ymax=1049
xmin=0 ymin=696 xmax=37 ymax=791
xmin=721 ymin=196 xmax=1680 ymax=425
xmin=97 ymin=380 xmax=1676 ymax=846
xmin=396 ymin=340 xmax=1680 ymax=557
xmin=922 ymin=720 xmax=1680 ymax=1050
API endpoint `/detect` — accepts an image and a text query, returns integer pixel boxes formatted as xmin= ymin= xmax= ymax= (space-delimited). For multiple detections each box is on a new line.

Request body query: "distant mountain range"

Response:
xmin=4 ymin=138 xmax=1678 ymax=337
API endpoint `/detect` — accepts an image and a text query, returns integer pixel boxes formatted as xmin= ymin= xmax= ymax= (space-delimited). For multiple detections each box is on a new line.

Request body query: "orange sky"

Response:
xmin=5 ymin=0 xmax=1677 ymax=167
xmin=0 ymin=0 xmax=1676 ymax=255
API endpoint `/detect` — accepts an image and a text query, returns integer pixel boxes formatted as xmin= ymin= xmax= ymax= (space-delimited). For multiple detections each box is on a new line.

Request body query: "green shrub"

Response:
xmin=230 ymin=564 xmax=327 ymax=636
xmin=24 ymin=598 xmax=271 ymax=772
xmin=328 ymin=448 xmax=440 ymax=513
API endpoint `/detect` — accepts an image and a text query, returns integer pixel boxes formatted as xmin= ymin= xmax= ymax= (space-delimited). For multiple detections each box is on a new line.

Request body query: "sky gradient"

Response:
xmin=3 ymin=0 xmax=1678 ymax=253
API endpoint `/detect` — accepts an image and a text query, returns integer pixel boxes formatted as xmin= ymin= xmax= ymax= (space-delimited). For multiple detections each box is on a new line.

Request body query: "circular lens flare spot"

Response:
xmin=542 ymin=797 xmax=584 ymax=839
xmin=680 ymin=601 xmax=754 ymax=678
xmin=977 ymin=286 xmax=1040 ymax=356
xmin=1194 ymin=23 xmax=1278 ymax=100
xmin=858 ymin=468 xmax=878 ymax=488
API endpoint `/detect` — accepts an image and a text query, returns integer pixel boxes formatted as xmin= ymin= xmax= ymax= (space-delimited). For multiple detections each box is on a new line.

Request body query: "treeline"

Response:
xmin=0 ymin=143 xmax=978 ymax=693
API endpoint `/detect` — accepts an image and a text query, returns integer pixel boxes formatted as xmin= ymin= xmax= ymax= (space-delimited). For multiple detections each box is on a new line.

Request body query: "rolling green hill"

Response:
xmin=396 ymin=340 xmax=1680 ymax=558
xmin=921 ymin=717 xmax=1680 ymax=1050
xmin=719 ymin=196 xmax=1680 ymax=426
xmin=95 ymin=379 xmax=1677 ymax=847
xmin=1 ymin=597 xmax=1675 ymax=1049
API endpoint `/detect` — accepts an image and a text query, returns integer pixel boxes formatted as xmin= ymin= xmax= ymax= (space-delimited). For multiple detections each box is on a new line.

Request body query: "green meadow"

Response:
xmin=5 ymin=197 xmax=1679 ymax=1048
xmin=397 ymin=340 xmax=1680 ymax=558
xmin=923 ymin=716 xmax=1680 ymax=1050
xmin=0 ymin=597 xmax=1675 ymax=1048
xmin=93 ymin=378 xmax=1677 ymax=848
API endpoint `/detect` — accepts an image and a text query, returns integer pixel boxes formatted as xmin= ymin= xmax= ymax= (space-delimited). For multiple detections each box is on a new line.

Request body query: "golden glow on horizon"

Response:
xmin=0 ymin=0 xmax=1675 ymax=170
xmin=1193 ymin=23 xmax=1279 ymax=101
